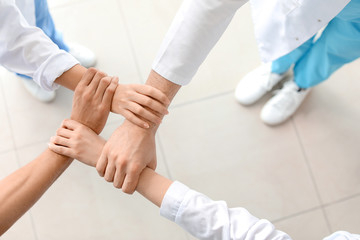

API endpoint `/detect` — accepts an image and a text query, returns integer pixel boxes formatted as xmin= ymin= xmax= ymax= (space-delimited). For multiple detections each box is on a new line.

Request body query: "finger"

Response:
xmin=102 ymin=76 xmax=118 ymax=105
xmin=78 ymin=68 xmax=97 ymax=87
xmin=122 ymin=168 xmax=141 ymax=194
xmin=94 ymin=76 xmax=111 ymax=100
xmin=88 ymin=71 xmax=107 ymax=94
xmin=148 ymin=158 xmax=157 ymax=170
xmin=135 ymin=85 xmax=170 ymax=106
xmin=96 ymin=152 xmax=108 ymax=177
xmin=113 ymin=169 xmax=126 ymax=189
xmin=62 ymin=119 xmax=81 ymax=130
xmin=48 ymin=142 xmax=73 ymax=158
xmin=126 ymin=102 xmax=162 ymax=125
xmin=50 ymin=136 xmax=71 ymax=148
xmin=130 ymin=93 xmax=168 ymax=115
xmin=56 ymin=127 xmax=73 ymax=139
xmin=104 ymin=162 xmax=116 ymax=182
xmin=120 ymin=110 xmax=150 ymax=129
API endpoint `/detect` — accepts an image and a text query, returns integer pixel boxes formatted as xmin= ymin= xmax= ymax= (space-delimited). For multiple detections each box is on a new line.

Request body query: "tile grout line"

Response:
xmin=0 ymin=78 xmax=40 ymax=240
xmin=115 ymin=0 xmax=145 ymax=84
xmin=322 ymin=191 xmax=360 ymax=208
xmin=171 ymin=89 xmax=234 ymax=110
xmin=271 ymin=205 xmax=323 ymax=223
xmin=271 ymin=191 xmax=360 ymax=225
xmin=290 ymin=117 xmax=332 ymax=234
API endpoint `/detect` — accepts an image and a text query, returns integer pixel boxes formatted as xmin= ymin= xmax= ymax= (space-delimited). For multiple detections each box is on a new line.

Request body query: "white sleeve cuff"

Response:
xmin=152 ymin=63 xmax=191 ymax=86
xmin=33 ymin=51 xmax=79 ymax=91
xmin=160 ymin=181 xmax=190 ymax=222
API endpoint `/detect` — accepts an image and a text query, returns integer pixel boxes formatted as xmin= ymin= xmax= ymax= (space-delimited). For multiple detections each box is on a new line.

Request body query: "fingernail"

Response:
xmin=144 ymin=123 xmax=150 ymax=128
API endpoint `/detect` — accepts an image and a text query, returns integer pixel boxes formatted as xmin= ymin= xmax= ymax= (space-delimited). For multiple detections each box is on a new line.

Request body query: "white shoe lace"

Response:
xmin=271 ymin=81 xmax=305 ymax=111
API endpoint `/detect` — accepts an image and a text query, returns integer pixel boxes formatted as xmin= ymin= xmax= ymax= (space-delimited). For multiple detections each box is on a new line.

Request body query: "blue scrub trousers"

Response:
xmin=271 ymin=0 xmax=360 ymax=88
xmin=34 ymin=0 xmax=69 ymax=51
xmin=18 ymin=0 xmax=68 ymax=79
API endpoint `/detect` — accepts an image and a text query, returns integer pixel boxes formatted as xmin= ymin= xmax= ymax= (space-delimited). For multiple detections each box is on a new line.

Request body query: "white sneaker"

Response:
xmin=68 ymin=43 xmax=97 ymax=68
xmin=260 ymin=78 xmax=310 ymax=125
xmin=235 ymin=63 xmax=290 ymax=105
xmin=21 ymin=77 xmax=56 ymax=103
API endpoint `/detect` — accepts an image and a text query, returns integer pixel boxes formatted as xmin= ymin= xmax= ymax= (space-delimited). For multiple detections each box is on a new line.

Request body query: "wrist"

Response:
xmin=123 ymin=119 xmax=158 ymax=134
xmin=110 ymin=83 xmax=121 ymax=113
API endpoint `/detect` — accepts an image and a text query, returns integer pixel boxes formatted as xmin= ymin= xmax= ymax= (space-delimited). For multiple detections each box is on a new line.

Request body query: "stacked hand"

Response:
xmin=49 ymin=68 xmax=170 ymax=193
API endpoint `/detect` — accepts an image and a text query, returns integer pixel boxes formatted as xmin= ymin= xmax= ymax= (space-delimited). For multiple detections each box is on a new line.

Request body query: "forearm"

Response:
xmin=54 ymin=64 xmax=87 ymax=91
xmin=146 ymin=70 xmax=181 ymax=103
xmin=0 ymin=149 xmax=72 ymax=235
xmin=136 ymin=168 xmax=173 ymax=207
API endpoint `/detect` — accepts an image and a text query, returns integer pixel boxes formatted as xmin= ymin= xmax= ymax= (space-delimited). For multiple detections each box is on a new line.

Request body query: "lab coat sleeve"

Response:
xmin=0 ymin=0 xmax=79 ymax=91
xmin=152 ymin=0 xmax=248 ymax=86
xmin=160 ymin=181 xmax=292 ymax=240
xmin=323 ymin=231 xmax=360 ymax=240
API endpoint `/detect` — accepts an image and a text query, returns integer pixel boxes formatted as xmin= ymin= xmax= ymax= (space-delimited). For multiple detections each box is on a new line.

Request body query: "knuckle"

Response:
xmin=104 ymin=176 xmax=113 ymax=182
xmin=101 ymin=77 xmax=111 ymax=84
xmin=88 ymin=68 xmax=97 ymax=74
xmin=122 ymin=187 xmax=133 ymax=194
xmin=97 ymin=71 xmax=107 ymax=78
xmin=129 ymin=165 xmax=141 ymax=175
xmin=106 ymin=86 xmax=115 ymax=94
xmin=109 ymin=152 xmax=118 ymax=161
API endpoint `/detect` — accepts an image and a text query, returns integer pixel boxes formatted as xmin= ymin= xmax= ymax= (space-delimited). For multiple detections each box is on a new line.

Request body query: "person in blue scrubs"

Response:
xmin=235 ymin=0 xmax=360 ymax=125
xmin=18 ymin=0 xmax=96 ymax=102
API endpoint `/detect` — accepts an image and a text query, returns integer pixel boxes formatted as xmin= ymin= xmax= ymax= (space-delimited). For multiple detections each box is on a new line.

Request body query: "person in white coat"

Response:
xmin=93 ymin=0 xmax=353 ymax=194
xmin=0 ymin=0 xmax=169 ymax=128
xmin=48 ymin=122 xmax=360 ymax=240
xmin=235 ymin=0 xmax=360 ymax=125
xmin=14 ymin=0 xmax=96 ymax=102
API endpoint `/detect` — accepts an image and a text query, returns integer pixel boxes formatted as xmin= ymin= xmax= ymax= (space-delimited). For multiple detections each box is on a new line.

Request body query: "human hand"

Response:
xmin=96 ymin=120 xmax=157 ymax=194
xmin=49 ymin=119 xmax=105 ymax=167
xmin=71 ymin=68 xmax=117 ymax=134
xmin=111 ymin=84 xmax=170 ymax=128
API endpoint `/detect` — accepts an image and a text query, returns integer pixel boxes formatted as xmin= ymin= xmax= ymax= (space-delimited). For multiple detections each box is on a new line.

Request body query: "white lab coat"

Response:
xmin=0 ymin=0 xmax=78 ymax=90
xmin=152 ymin=0 xmax=350 ymax=86
xmin=160 ymin=181 xmax=360 ymax=240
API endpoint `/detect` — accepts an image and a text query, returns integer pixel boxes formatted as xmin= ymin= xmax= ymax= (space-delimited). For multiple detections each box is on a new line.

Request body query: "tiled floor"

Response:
xmin=1 ymin=0 xmax=360 ymax=239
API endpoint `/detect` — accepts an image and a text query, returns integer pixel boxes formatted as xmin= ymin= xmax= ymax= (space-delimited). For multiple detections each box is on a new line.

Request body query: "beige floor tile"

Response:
xmin=120 ymin=1 xmax=260 ymax=105
xmin=15 ymin=139 xmax=183 ymax=239
xmin=50 ymin=0 xmax=141 ymax=84
xmin=118 ymin=0 xmax=183 ymax=80
xmin=1 ymin=70 xmax=73 ymax=148
xmin=0 ymin=69 xmax=15 ymax=153
xmin=325 ymin=195 xmax=360 ymax=234
xmin=1 ymin=213 xmax=37 ymax=240
xmin=0 ymin=150 xmax=19 ymax=184
xmin=0 ymin=151 xmax=37 ymax=240
xmin=48 ymin=0 xmax=86 ymax=9
xmin=274 ymin=209 xmax=330 ymax=240
xmin=158 ymin=94 xmax=320 ymax=221
xmin=293 ymin=60 xmax=360 ymax=204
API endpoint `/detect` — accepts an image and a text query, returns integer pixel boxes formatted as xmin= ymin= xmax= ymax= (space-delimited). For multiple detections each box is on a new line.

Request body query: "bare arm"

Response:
xmin=54 ymin=64 xmax=87 ymax=91
xmin=0 ymin=69 xmax=116 ymax=235
xmin=0 ymin=150 xmax=71 ymax=235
